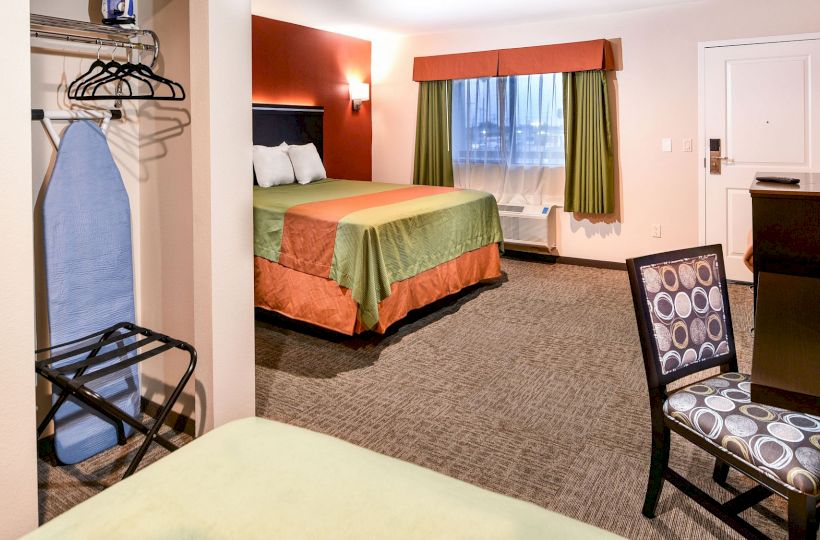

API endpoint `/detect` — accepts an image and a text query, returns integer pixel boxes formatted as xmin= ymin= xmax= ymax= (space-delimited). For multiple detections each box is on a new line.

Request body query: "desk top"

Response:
xmin=751 ymin=172 xmax=820 ymax=198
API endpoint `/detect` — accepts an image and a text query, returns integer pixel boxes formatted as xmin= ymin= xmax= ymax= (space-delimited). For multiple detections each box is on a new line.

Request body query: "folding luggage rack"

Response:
xmin=36 ymin=322 xmax=196 ymax=478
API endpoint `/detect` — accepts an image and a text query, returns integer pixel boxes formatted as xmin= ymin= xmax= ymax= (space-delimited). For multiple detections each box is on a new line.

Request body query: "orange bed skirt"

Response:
xmin=254 ymin=244 xmax=501 ymax=335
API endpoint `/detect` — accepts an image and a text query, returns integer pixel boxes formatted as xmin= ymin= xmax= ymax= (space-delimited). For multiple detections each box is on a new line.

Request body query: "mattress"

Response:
xmin=28 ymin=417 xmax=621 ymax=539
xmin=253 ymin=179 xmax=503 ymax=333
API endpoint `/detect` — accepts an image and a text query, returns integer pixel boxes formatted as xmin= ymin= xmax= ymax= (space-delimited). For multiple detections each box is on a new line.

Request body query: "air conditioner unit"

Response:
xmin=497 ymin=204 xmax=557 ymax=249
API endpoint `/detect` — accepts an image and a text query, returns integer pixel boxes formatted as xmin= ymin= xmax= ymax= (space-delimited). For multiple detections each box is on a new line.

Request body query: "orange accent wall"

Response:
xmin=252 ymin=17 xmax=372 ymax=181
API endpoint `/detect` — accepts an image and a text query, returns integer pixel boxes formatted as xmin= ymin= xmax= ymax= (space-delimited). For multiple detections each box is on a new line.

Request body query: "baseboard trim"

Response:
xmin=501 ymin=249 xmax=557 ymax=264
xmin=141 ymin=397 xmax=196 ymax=436
xmin=556 ymin=256 xmax=626 ymax=271
xmin=502 ymin=248 xmax=626 ymax=271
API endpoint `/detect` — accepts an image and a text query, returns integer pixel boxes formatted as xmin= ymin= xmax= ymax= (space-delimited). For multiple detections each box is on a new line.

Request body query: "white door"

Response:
xmin=703 ymin=37 xmax=820 ymax=282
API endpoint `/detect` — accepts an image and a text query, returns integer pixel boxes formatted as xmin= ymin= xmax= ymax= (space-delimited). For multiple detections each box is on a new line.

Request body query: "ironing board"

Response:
xmin=41 ymin=120 xmax=139 ymax=464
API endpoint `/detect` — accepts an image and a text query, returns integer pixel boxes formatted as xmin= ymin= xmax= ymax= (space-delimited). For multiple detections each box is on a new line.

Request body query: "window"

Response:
xmin=452 ymin=74 xmax=564 ymax=167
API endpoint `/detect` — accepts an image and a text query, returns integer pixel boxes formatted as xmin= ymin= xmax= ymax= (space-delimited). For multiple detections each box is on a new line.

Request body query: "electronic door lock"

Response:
xmin=708 ymin=139 xmax=733 ymax=174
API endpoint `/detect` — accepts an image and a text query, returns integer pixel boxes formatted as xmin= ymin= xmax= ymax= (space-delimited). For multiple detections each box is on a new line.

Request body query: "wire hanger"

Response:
xmin=68 ymin=43 xmax=185 ymax=101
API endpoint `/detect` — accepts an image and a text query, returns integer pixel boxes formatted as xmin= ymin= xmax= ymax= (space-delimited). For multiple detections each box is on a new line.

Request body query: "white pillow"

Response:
xmin=253 ymin=143 xmax=295 ymax=187
xmin=287 ymin=143 xmax=327 ymax=184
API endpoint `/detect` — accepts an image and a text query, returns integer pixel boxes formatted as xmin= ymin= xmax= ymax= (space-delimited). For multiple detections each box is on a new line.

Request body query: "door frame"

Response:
xmin=697 ymin=32 xmax=820 ymax=245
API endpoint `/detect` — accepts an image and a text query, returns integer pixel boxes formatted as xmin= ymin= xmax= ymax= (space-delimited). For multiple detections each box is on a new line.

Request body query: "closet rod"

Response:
xmin=31 ymin=14 xmax=159 ymax=66
xmin=31 ymin=109 xmax=123 ymax=121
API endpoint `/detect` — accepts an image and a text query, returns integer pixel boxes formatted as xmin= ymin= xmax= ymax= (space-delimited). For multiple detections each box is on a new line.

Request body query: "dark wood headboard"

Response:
xmin=251 ymin=103 xmax=324 ymax=158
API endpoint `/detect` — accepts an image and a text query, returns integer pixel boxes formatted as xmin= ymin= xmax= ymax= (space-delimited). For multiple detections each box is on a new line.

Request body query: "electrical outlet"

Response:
xmin=661 ymin=138 xmax=672 ymax=152
xmin=683 ymin=138 xmax=693 ymax=152
xmin=651 ymin=224 xmax=662 ymax=238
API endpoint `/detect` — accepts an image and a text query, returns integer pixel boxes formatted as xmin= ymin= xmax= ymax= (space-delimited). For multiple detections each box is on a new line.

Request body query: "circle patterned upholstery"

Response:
xmin=639 ymin=254 xmax=730 ymax=376
xmin=664 ymin=372 xmax=820 ymax=496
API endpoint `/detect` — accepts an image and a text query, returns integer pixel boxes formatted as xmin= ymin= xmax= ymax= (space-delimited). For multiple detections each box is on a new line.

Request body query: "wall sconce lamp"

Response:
xmin=349 ymin=82 xmax=370 ymax=111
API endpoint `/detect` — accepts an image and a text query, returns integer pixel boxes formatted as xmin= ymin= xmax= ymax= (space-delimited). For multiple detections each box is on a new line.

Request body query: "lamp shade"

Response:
xmin=349 ymin=82 xmax=370 ymax=102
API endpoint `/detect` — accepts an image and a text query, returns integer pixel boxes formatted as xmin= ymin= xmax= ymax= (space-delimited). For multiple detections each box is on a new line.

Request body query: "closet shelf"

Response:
xmin=31 ymin=14 xmax=158 ymax=64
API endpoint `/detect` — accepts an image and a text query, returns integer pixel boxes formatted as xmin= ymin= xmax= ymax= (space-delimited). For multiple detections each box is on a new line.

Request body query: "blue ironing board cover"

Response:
xmin=42 ymin=120 xmax=140 ymax=465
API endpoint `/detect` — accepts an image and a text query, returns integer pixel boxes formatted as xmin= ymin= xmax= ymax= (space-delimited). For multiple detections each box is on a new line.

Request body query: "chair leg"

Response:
xmin=642 ymin=426 xmax=670 ymax=518
xmin=712 ymin=458 xmax=730 ymax=486
xmin=787 ymin=493 xmax=817 ymax=540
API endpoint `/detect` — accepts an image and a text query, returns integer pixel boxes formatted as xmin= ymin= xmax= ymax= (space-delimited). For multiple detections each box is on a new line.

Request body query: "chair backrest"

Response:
xmin=626 ymin=245 xmax=737 ymax=390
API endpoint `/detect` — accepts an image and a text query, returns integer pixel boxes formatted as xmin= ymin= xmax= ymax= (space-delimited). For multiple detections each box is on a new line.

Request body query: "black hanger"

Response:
xmin=124 ymin=62 xmax=185 ymax=100
xmin=69 ymin=47 xmax=136 ymax=100
xmin=75 ymin=60 xmax=136 ymax=99
xmin=67 ymin=47 xmax=111 ymax=98
xmin=77 ymin=60 xmax=183 ymax=101
xmin=88 ymin=61 xmax=169 ymax=100
xmin=68 ymin=46 xmax=185 ymax=102
xmin=83 ymin=59 xmax=152 ymax=99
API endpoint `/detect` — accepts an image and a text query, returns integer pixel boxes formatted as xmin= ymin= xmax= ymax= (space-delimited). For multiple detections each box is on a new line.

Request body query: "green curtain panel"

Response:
xmin=563 ymin=70 xmax=614 ymax=214
xmin=413 ymin=80 xmax=454 ymax=187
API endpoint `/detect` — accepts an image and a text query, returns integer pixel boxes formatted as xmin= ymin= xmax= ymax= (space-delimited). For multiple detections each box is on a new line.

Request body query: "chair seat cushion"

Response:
xmin=664 ymin=372 xmax=820 ymax=496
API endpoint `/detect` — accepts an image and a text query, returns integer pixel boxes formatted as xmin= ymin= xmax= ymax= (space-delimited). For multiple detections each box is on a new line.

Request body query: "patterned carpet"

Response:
xmin=39 ymin=257 xmax=794 ymax=538
xmin=254 ymin=257 xmax=794 ymax=540
xmin=38 ymin=416 xmax=189 ymax=523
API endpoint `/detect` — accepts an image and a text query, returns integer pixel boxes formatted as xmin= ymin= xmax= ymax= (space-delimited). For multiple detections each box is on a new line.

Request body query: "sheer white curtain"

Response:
xmin=451 ymin=74 xmax=565 ymax=206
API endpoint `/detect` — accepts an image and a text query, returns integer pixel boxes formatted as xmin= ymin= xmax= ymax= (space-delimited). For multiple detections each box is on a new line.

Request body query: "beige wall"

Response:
xmin=189 ymin=0 xmax=256 ymax=432
xmin=138 ymin=0 xmax=197 ymax=421
xmin=371 ymin=0 xmax=820 ymax=262
xmin=0 ymin=2 xmax=38 ymax=536
xmin=140 ymin=0 xmax=256 ymax=433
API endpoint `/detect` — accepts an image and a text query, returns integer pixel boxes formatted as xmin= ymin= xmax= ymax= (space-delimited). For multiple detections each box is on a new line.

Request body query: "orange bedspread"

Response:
xmin=255 ymin=244 xmax=501 ymax=335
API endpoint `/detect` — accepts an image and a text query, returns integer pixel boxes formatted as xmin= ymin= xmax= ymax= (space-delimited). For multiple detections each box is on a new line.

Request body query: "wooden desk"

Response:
xmin=751 ymin=172 xmax=820 ymax=281
xmin=750 ymin=173 xmax=820 ymax=415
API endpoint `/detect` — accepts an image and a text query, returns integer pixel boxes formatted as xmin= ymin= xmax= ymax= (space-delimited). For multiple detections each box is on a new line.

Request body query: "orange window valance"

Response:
xmin=412 ymin=39 xmax=615 ymax=82
xmin=412 ymin=50 xmax=500 ymax=82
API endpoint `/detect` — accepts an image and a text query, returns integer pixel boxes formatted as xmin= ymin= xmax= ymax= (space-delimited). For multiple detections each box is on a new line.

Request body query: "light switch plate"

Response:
xmin=683 ymin=138 xmax=693 ymax=152
xmin=662 ymin=138 xmax=672 ymax=152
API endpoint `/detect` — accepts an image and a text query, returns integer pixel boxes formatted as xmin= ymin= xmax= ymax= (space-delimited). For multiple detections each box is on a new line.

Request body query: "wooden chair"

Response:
xmin=626 ymin=245 xmax=819 ymax=540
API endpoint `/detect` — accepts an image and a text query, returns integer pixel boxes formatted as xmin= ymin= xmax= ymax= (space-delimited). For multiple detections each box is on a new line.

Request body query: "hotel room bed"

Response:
xmin=252 ymin=105 xmax=503 ymax=334
xmin=28 ymin=417 xmax=619 ymax=539
xmin=253 ymin=179 xmax=503 ymax=334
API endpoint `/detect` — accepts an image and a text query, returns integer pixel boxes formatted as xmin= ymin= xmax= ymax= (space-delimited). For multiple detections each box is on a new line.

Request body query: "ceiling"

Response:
xmin=251 ymin=0 xmax=697 ymax=38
